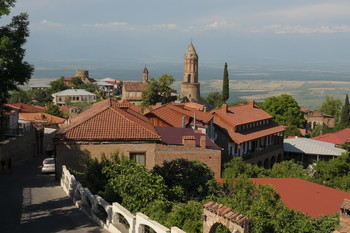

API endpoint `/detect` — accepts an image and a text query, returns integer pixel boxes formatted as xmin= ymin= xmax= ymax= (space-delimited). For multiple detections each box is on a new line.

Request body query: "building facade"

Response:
xmin=52 ymin=89 xmax=96 ymax=106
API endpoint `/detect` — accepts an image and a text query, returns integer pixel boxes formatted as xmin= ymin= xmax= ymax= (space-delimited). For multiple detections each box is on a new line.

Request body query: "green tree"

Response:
xmin=261 ymin=94 xmax=305 ymax=128
xmin=45 ymin=103 xmax=63 ymax=118
xmin=8 ymin=89 xmax=30 ymax=103
xmin=103 ymin=160 xmax=168 ymax=213
xmin=152 ymin=159 xmax=215 ymax=201
xmin=27 ymin=88 xmax=52 ymax=106
xmin=205 ymin=92 xmax=224 ymax=108
xmin=269 ymin=160 xmax=308 ymax=178
xmin=222 ymin=157 xmax=268 ymax=179
xmin=222 ymin=62 xmax=229 ymax=102
xmin=319 ymin=95 xmax=342 ymax=123
xmin=50 ymin=77 xmax=67 ymax=93
xmin=0 ymin=1 xmax=33 ymax=111
xmin=339 ymin=94 xmax=350 ymax=127
xmin=284 ymin=125 xmax=302 ymax=138
xmin=70 ymin=76 xmax=83 ymax=86
xmin=141 ymin=74 xmax=175 ymax=107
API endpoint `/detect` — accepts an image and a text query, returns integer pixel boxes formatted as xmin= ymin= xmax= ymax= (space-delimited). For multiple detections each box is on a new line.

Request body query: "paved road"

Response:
xmin=0 ymin=156 xmax=108 ymax=233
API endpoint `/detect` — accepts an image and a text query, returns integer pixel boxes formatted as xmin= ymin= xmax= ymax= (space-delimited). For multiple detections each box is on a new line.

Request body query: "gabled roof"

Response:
xmin=19 ymin=113 xmax=65 ymax=125
xmin=251 ymin=178 xmax=350 ymax=218
xmin=146 ymin=102 xmax=213 ymax=127
xmin=284 ymin=138 xmax=345 ymax=156
xmin=55 ymin=98 xmax=160 ymax=141
xmin=211 ymin=103 xmax=273 ymax=127
xmin=123 ymin=81 xmax=147 ymax=92
xmin=211 ymin=103 xmax=284 ymax=144
xmin=52 ymin=89 xmax=96 ymax=96
xmin=155 ymin=126 xmax=220 ymax=150
xmin=312 ymin=128 xmax=350 ymax=145
xmin=6 ymin=103 xmax=45 ymax=113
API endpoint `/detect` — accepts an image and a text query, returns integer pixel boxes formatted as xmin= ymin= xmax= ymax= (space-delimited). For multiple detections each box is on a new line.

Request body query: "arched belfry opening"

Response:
xmin=180 ymin=42 xmax=200 ymax=101
xmin=202 ymin=202 xmax=251 ymax=233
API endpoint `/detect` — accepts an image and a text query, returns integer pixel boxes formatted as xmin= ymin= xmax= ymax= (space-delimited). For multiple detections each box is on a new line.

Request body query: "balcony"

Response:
xmin=243 ymin=143 xmax=283 ymax=161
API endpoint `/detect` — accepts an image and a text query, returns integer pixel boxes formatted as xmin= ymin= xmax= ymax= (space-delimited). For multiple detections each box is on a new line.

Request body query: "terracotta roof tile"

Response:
xmin=251 ymin=178 xmax=350 ymax=218
xmin=211 ymin=103 xmax=272 ymax=127
xmin=19 ymin=113 xmax=65 ymax=125
xmin=56 ymin=98 xmax=160 ymax=141
xmin=312 ymin=128 xmax=350 ymax=145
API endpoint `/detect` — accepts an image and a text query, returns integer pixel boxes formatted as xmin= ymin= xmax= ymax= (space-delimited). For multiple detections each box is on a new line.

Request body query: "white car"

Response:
xmin=41 ymin=158 xmax=55 ymax=174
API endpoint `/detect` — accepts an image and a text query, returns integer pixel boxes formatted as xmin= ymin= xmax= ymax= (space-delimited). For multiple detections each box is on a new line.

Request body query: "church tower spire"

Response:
xmin=142 ymin=66 xmax=149 ymax=83
xmin=180 ymin=42 xmax=200 ymax=102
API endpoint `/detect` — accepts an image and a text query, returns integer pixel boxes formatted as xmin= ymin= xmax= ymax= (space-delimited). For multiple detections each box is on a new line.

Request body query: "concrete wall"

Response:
xmin=60 ymin=165 xmax=185 ymax=233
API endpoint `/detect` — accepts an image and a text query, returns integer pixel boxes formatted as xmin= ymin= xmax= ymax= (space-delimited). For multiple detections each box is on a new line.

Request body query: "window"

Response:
xmin=130 ymin=152 xmax=145 ymax=166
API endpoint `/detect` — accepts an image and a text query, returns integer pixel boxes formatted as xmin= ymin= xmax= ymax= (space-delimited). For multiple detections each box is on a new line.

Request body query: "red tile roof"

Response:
xmin=211 ymin=103 xmax=273 ymax=127
xmin=155 ymin=126 xmax=221 ymax=150
xmin=55 ymin=98 xmax=160 ymax=141
xmin=5 ymin=103 xmax=46 ymax=113
xmin=146 ymin=102 xmax=213 ymax=127
xmin=212 ymin=103 xmax=284 ymax=144
xmin=19 ymin=113 xmax=65 ymax=125
xmin=312 ymin=128 xmax=350 ymax=145
xmin=251 ymin=178 xmax=350 ymax=218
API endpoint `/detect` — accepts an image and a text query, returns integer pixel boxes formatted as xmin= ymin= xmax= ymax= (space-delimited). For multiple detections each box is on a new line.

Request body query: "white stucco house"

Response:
xmin=52 ymin=89 xmax=96 ymax=106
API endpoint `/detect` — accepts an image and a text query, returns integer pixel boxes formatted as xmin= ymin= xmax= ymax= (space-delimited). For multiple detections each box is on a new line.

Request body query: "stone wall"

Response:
xmin=60 ymin=165 xmax=186 ymax=233
xmin=0 ymin=129 xmax=42 ymax=166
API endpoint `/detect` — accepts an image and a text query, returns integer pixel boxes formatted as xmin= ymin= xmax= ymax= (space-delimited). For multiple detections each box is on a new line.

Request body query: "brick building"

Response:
xmin=121 ymin=67 xmax=149 ymax=105
xmin=53 ymin=98 xmax=221 ymax=177
xmin=211 ymin=101 xmax=285 ymax=168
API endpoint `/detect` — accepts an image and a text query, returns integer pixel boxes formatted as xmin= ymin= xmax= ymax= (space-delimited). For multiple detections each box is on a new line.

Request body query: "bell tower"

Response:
xmin=142 ymin=66 xmax=149 ymax=83
xmin=180 ymin=42 xmax=200 ymax=101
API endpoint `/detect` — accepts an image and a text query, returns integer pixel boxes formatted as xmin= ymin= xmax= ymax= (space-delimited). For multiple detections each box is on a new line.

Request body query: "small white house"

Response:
xmin=52 ymin=89 xmax=96 ymax=106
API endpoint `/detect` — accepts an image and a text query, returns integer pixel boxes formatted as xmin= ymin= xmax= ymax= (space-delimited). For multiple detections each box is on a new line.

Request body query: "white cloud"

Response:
xmin=149 ymin=24 xmax=177 ymax=29
xmin=205 ymin=20 xmax=238 ymax=29
xmin=40 ymin=19 xmax=64 ymax=27
xmin=253 ymin=24 xmax=350 ymax=34
xmin=93 ymin=22 xmax=129 ymax=28
xmin=260 ymin=3 xmax=350 ymax=21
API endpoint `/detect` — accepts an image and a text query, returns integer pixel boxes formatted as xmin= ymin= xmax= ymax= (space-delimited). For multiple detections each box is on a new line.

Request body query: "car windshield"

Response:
xmin=44 ymin=159 xmax=54 ymax=164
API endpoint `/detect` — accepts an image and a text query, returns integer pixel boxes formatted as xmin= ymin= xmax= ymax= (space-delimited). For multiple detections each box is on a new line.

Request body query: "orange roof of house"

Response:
xmin=19 ymin=113 xmax=65 ymax=125
xmin=184 ymin=102 xmax=205 ymax=111
xmin=146 ymin=102 xmax=213 ymax=127
xmin=123 ymin=81 xmax=147 ymax=92
xmin=6 ymin=103 xmax=46 ymax=113
xmin=211 ymin=103 xmax=273 ymax=127
xmin=211 ymin=103 xmax=284 ymax=144
xmin=55 ymin=98 xmax=160 ymax=141
xmin=312 ymin=128 xmax=350 ymax=145
xmin=64 ymin=77 xmax=74 ymax=81
xmin=251 ymin=178 xmax=350 ymax=218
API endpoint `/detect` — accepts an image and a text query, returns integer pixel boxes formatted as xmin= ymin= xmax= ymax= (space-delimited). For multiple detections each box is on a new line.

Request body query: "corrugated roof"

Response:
xmin=155 ymin=126 xmax=221 ymax=150
xmin=312 ymin=128 xmax=350 ymax=145
xmin=55 ymin=98 xmax=160 ymax=141
xmin=284 ymin=138 xmax=345 ymax=156
xmin=52 ymin=89 xmax=96 ymax=96
xmin=19 ymin=113 xmax=65 ymax=125
xmin=251 ymin=178 xmax=350 ymax=218
xmin=5 ymin=103 xmax=46 ymax=113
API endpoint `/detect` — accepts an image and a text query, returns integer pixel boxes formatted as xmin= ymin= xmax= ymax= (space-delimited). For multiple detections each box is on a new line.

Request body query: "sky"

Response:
xmin=4 ymin=0 xmax=350 ymax=78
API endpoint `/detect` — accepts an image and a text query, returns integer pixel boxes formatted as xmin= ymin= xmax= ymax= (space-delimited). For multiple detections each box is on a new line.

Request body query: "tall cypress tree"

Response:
xmin=222 ymin=62 xmax=229 ymax=102
xmin=340 ymin=94 xmax=350 ymax=127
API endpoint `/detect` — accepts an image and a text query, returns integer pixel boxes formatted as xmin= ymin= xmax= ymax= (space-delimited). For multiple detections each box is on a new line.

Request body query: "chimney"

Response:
xmin=200 ymin=135 xmax=207 ymax=148
xmin=182 ymin=116 xmax=186 ymax=128
xmin=222 ymin=104 xmax=228 ymax=112
xmin=249 ymin=100 xmax=255 ymax=107
xmin=182 ymin=135 xmax=196 ymax=147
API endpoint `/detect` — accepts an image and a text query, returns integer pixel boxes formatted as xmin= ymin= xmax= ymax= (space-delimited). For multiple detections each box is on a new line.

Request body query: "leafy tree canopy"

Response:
xmin=205 ymin=92 xmax=224 ymax=109
xmin=8 ymin=89 xmax=30 ymax=104
xmin=261 ymin=94 xmax=305 ymax=128
xmin=339 ymin=94 xmax=350 ymax=127
xmin=45 ymin=103 xmax=63 ymax=118
xmin=50 ymin=77 xmax=67 ymax=93
xmin=141 ymin=74 xmax=175 ymax=107
xmin=152 ymin=158 xmax=215 ymax=201
xmin=319 ymin=95 xmax=342 ymax=123
xmin=0 ymin=0 xmax=33 ymax=111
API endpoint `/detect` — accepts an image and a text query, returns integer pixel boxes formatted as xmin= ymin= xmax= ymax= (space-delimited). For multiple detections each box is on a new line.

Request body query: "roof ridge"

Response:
xmin=59 ymin=103 xmax=111 ymax=134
